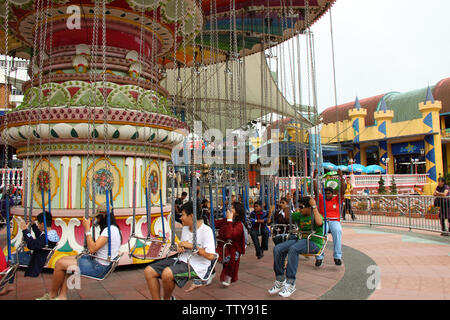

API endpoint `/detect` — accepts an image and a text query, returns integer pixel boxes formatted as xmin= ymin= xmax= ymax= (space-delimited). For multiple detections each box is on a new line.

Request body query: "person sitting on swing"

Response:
xmin=268 ymin=197 xmax=293 ymax=245
xmin=175 ymin=192 xmax=188 ymax=224
xmin=215 ymin=201 xmax=247 ymax=287
xmin=268 ymin=196 xmax=324 ymax=298
xmin=144 ymin=201 xmax=216 ymax=300
xmin=249 ymin=201 xmax=272 ymax=259
xmin=313 ymin=169 xmax=345 ymax=267
xmin=36 ymin=203 xmax=122 ymax=300
xmin=1 ymin=211 xmax=60 ymax=296
xmin=201 ymin=198 xmax=211 ymax=226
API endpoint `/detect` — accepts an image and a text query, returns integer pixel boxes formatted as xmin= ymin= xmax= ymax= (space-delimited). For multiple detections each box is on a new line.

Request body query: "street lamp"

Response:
xmin=349 ymin=158 xmax=354 ymax=175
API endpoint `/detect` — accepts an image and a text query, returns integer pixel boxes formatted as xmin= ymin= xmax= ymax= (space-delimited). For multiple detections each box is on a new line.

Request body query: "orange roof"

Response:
xmin=434 ymin=77 xmax=450 ymax=114
xmin=321 ymin=94 xmax=385 ymax=126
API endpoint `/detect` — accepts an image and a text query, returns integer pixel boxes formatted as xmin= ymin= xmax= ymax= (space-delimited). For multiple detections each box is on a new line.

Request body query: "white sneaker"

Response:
xmin=268 ymin=280 xmax=286 ymax=295
xmin=221 ymin=276 xmax=231 ymax=287
xmin=279 ymin=283 xmax=296 ymax=298
xmin=206 ymin=272 xmax=216 ymax=285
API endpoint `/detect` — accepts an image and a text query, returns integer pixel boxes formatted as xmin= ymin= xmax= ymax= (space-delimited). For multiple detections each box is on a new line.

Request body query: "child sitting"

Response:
xmin=1 ymin=211 xmax=60 ymax=295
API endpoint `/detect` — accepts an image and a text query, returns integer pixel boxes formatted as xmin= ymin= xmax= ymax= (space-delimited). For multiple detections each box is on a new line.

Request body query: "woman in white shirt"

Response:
xmin=36 ymin=204 xmax=122 ymax=300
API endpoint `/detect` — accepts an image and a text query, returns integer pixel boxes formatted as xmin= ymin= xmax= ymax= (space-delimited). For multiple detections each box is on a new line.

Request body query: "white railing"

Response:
xmin=0 ymin=168 xmax=23 ymax=191
xmin=352 ymin=174 xmax=427 ymax=187
xmin=276 ymin=174 xmax=428 ymax=192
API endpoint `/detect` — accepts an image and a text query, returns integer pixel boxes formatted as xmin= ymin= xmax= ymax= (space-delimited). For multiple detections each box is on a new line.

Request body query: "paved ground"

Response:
xmin=1 ymin=223 xmax=449 ymax=300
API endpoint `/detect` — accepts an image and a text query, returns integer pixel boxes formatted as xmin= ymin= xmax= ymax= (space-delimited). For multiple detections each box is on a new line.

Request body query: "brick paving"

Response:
xmin=1 ymin=223 xmax=449 ymax=300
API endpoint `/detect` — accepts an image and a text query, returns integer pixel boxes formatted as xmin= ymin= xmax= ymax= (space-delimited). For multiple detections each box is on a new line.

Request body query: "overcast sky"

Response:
xmin=272 ymin=0 xmax=450 ymax=114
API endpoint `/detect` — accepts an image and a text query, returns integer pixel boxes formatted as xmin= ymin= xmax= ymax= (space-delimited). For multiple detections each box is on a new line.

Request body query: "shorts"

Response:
xmin=149 ymin=258 xmax=197 ymax=288
xmin=11 ymin=251 xmax=31 ymax=267
xmin=78 ymin=255 xmax=112 ymax=279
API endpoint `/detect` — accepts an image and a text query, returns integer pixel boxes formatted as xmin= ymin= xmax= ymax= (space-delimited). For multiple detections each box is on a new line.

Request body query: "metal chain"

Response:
xmin=86 ymin=0 xmax=100 ymax=218
xmin=2 ymin=0 xmax=9 ymax=188
xmin=101 ymin=0 xmax=110 ymax=177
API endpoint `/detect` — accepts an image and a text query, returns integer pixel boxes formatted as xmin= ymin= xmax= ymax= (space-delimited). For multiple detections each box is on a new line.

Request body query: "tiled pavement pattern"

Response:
xmin=1 ymin=223 xmax=449 ymax=300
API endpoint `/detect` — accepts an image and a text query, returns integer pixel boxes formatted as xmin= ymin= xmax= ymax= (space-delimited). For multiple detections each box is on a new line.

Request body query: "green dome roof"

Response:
xmin=378 ymin=86 xmax=435 ymax=123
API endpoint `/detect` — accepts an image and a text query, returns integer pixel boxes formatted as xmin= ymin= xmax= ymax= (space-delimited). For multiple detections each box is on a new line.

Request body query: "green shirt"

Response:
xmin=291 ymin=211 xmax=324 ymax=249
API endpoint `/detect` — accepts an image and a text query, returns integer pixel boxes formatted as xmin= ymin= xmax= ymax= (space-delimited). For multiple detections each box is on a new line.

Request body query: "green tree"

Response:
xmin=390 ymin=177 xmax=398 ymax=195
xmin=378 ymin=177 xmax=387 ymax=194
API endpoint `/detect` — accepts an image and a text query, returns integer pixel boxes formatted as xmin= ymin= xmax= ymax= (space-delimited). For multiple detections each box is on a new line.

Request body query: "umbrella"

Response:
xmin=322 ymin=171 xmax=338 ymax=178
xmin=322 ymin=162 xmax=337 ymax=171
xmin=336 ymin=165 xmax=350 ymax=172
xmin=365 ymin=165 xmax=386 ymax=174
xmin=348 ymin=163 xmax=366 ymax=173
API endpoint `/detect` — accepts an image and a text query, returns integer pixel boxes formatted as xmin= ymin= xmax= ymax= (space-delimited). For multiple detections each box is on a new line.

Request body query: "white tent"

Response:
xmin=164 ymin=51 xmax=313 ymax=131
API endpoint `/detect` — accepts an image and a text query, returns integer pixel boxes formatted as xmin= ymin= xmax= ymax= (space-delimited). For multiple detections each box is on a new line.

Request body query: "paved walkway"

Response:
xmin=1 ymin=224 xmax=449 ymax=300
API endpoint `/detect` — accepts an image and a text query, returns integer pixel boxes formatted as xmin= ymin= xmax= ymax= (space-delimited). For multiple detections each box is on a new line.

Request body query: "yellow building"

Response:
xmin=320 ymin=77 xmax=450 ymax=194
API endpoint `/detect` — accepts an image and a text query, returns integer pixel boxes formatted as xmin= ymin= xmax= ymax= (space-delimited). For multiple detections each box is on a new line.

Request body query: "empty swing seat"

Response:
xmin=128 ymin=235 xmax=173 ymax=261
xmin=0 ymin=263 xmax=19 ymax=291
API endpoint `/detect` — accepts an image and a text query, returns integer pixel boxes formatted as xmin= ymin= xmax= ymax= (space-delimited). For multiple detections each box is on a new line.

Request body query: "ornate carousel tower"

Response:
xmin=0 ymin=0 xmax=334 ymax=266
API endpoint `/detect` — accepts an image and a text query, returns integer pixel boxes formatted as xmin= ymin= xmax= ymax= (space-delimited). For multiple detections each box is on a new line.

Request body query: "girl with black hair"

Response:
xmin=215 ymin=201 xmax=247 ymax=287
xmin=36 ymin=203 xmax=122 ymax=300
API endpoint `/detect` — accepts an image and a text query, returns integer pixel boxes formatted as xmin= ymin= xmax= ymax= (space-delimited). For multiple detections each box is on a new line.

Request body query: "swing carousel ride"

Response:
xmin=0 ymin=0 xmax=334 ymax=267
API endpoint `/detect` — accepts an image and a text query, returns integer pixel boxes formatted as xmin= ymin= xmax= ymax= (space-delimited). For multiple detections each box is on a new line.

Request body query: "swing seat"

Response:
xmin=127 ymin=235 xmax=172 ymax=261
xmin=75 ymin=251 xmax=124 ymax=281
xmin=216 ymin=239 xmax=232 ymax=264
xmin=271 ymin=224 xmax=299 ymax=244
xmin=299 ymin=231 xmax=329 ymax=257
xmin=271 ymin=224 xmax=299 ymax=237
xmin=186 ymin=251 xmax=220 ymax=282
xmin=15 ymin=241 xmax=56 ymax=268
xmin=0 ymin=262 xmax=19 ymax=291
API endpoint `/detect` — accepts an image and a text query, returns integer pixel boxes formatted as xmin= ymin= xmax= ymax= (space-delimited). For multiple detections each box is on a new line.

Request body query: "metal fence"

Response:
xmin=342 ymin=194 xmax=449 ymax=235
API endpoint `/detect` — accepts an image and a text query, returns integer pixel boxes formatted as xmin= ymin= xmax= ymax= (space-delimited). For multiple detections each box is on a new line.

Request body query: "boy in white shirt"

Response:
xmin=144 ymin=201 xmax=216 ymax=300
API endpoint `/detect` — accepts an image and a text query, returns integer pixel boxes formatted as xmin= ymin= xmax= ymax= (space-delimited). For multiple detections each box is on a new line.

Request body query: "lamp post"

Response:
xmin=383 ymin=157 xmax=390 ymax=185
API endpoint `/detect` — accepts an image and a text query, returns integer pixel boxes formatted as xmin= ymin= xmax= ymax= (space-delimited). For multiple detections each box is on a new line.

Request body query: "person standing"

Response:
xmin=433 ymin=177 xmax=450 ymax=236
xmin=342 ymin=176 xmax=356 ymax=220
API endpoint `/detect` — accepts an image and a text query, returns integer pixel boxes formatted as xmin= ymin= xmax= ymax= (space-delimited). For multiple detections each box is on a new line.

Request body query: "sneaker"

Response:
xmin=170 ymin=296 xmax=176 ymax=300
xmin=441 ymin=232 xmax=449 ymax=236
xmin=206 ymin=272 xmax=216 ymax=285
xmin=221 ymin=276 xmax=231 ymax=287
xmin=36 ymin=293 xmax=58 ymax=300
xmin=334 ymin=258 xmax=342 ymax=266
xmin=268 ymin=280 xmax=286 ymax=295
xmin=351 ymin=215 xmax=357 ymax=221
xmin=315 ymin=259 xmax=323 ymax=267
xmin=279 ymin=283 xmax=296 ymax=298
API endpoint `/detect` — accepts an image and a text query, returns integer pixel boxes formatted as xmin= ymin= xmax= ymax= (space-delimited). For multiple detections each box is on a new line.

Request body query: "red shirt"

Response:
xmin=318 ymin=194 xmax=341 ymax=221
xmin=0 ymin=251 xmax=7 ymax=274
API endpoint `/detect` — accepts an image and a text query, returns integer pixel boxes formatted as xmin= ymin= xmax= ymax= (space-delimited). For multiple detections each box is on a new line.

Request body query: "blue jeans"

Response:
xmin=78 ymin=255 xmax=112 ymax=279
xmin=273 ymin=239 xmax=319 ymax=285
xmin=8 ymin=251 xmax=32 ymax=283
xmin=315 ymin=220 xmax=342 ymax=261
